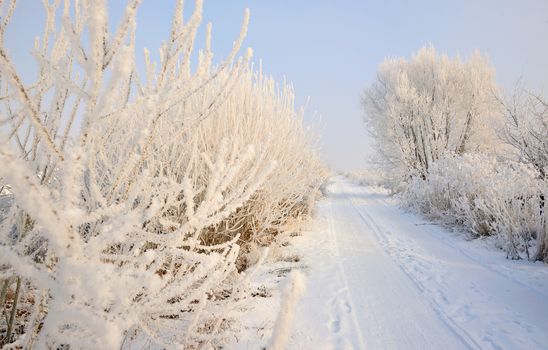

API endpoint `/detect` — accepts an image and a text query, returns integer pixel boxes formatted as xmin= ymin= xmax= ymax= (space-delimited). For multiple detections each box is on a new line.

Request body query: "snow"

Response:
xmin=268 ymin=270 xmax=307 ymax=350
xmin=234 ymin=176 xmax=548 ymax=349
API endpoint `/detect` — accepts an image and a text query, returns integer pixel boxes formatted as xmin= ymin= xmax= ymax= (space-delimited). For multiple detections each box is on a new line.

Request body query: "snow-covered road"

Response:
xmin=290 ymin=177 xmax=548 ymax=350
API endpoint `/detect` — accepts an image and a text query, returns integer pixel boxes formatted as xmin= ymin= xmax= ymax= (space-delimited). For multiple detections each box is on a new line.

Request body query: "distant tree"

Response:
xmin=499 ymin=89 xmax=548 ymax=178
xmin=361 ymin=46 xmax=501 ymax=182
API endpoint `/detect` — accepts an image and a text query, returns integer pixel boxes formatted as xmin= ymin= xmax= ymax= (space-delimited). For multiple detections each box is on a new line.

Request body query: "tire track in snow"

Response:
xmin=326 ymin=199 xmax=368 ymax=349
xmin=347 ymin=195 xmax=482 ymax=350
xmin=314 ymin=178 xmax=469 ymax=349
xmin=370 ymin=193 xmax=548 ymax=300
xmin=291 ymin=177 xmax=547 ymax=349
xmin=346 ymin=182 xmax=548 ymax=350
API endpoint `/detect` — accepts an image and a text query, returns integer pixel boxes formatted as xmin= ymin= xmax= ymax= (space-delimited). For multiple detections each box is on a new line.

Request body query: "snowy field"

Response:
xmin=234 ymin=176 xmax=548 ymax=349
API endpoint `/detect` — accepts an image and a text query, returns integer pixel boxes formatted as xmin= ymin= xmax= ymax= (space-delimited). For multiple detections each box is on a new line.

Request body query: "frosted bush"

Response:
xmin=193 ymin=67 xmax=326 ymax=255
xmin=403 ymin=153 xmax=547 ymax=260
xmin=0 ymin=0 xmax=323 ymax=348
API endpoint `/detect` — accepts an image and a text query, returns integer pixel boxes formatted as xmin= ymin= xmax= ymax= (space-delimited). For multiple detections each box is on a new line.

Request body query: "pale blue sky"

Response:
xmin=5 ymin=1 xmax=548 ymax=171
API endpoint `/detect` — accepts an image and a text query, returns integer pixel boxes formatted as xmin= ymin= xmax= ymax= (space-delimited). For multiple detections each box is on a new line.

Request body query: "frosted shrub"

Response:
xmin=193 ymin=68 xmax=326 ymax=256
xmin=0 ymin=0 xmax=323 ymax=348
xmin=404 ymin=154 xmax=547 ymax=260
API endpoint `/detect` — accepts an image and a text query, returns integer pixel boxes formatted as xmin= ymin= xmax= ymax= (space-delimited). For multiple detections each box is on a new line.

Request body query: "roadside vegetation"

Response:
xmin=0 ymin=0 xmax=325 ymax=348
xmin=362 ymin=46 xmax=547 ymax=262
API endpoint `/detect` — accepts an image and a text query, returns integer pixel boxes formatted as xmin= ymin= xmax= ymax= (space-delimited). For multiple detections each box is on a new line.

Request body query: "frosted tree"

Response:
xmin=362 ymin=46 xmax=501 ymax=182
xmin=0 ymin=0 xmax=323 ymax=348
xmin=498 ymin=89 xmax=548 ymax=261
xmin=499 ymin=89 xmax=548 ymax=178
